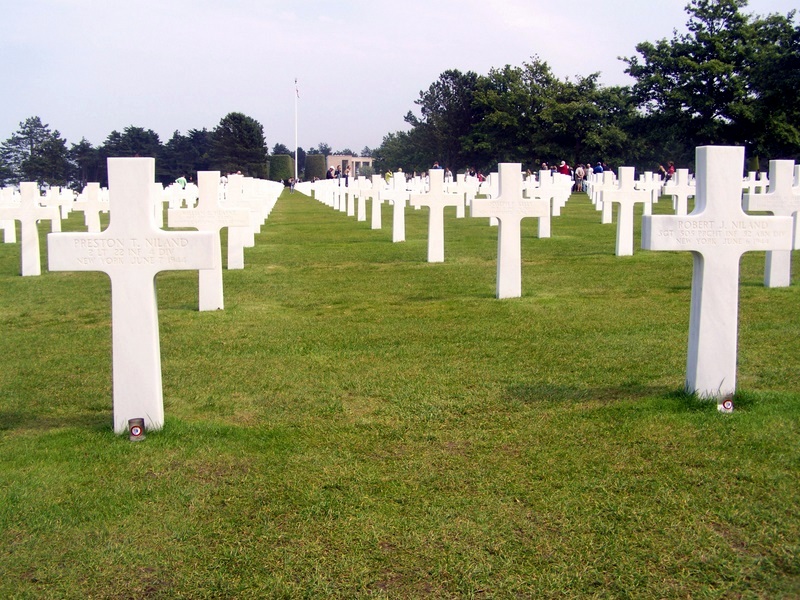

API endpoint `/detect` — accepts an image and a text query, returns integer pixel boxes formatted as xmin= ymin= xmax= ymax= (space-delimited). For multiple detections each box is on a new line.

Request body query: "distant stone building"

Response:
xmin=326 ymin=155 xmax=373 ymax=176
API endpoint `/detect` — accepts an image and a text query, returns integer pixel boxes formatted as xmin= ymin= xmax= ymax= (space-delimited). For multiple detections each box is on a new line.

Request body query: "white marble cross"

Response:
xmin=41 ymin=188 xmax=66 ymax=231
xmin=222 ymin=174 xmax=257 ymax=270
xmin=225 ymin=174 xmax=257 ymax=248
xmin=367 ymin=175 xmax=385 ymax=230
xmin=601 ymin=167 xmax=651 ymax=256
xmin=444 ymin=176 xmax=466 ymax=218
xmin=0 ymin=182 xmax=60 ymax=276
xmin=74 ymin=182 xmax=108 ymax=233
xmin=592 ymin=171 xmax=618 ymax=224
xmin=458 ymin=174 xmax=480 ymax=218
xmin=168 ymin=170 xmax=250 ymax=310
xmin=48 ymin=158 xmax=215 ymax=433
xmin=380 ymin=172 xmax=409 ymax=243
xmin=353 ymin=176 xmax=368 ymax=222
xmin=664 ymin=169 xmax=695 ymax=216
xmin=409 ymin=169 xmax=461 ymax=262
xmin=471 ymin=163 xmax=550 ymax=298
xmin=344 ymin=178 xmax=357 ymax=217
xmin=743 ymin=160 xmax=800 ymax=287
xmin=742 ymin=171 xmax=768 ymax=194
xmin=525 ymin=172 xmax=554 ymax=238
xmin=642 ymin=146 xmax=793 ymax=402
xmin=0 ymin=188 xmax=17 ymax=243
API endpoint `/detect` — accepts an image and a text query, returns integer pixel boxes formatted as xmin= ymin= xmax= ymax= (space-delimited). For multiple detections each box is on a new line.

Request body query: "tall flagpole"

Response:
xmin=294 ymin=78 xmax=299 ymax=182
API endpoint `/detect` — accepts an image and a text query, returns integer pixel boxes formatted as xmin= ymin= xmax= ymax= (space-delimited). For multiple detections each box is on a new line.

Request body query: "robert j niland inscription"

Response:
xmin=659 ymin=220 xmax=784 ymax=246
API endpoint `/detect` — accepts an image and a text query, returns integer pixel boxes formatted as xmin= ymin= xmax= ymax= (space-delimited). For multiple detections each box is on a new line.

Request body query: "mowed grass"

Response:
xmin=0 ymin=189 xmax=798 ymax=598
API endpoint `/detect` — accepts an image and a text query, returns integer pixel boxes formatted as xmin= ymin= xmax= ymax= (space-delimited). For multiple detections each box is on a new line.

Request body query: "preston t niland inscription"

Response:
xmin=72 ymin=236 xmax=192 ymax=266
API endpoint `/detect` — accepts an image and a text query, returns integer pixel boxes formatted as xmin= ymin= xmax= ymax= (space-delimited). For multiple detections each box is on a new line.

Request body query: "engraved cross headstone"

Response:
xmin=409 ymin=168 xmax=461 ymax=262
xmin=471 ymin=163 xmax=550 ymax=298
xmin=0 ymin=182 xmax=60 ymax=276
xmin=601 ymin=166 xmax=650 ymax=256
xmin=380 ymin=172 xmax=409 ymax=243
xmin=743 ymin=159 xmax=800 ymax=287
xmin=168 ymin=170 xmax=250 ymax=310
xmin=74 ymin=182 xmax=108 ymax=233
xmin=367 ymin=174 xmax=385 ymax=230
xmin=48 ymin=158 xmax=215 ymax=433
xmin=642 ymin=146 xmax=793 ymax=402
xmin=664 ymin=168 xmax=695 ymax=216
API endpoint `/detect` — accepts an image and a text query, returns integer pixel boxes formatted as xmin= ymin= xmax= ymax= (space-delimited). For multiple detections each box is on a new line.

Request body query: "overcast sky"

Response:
xmin=1 ymin=0 xmax=796 ymax=154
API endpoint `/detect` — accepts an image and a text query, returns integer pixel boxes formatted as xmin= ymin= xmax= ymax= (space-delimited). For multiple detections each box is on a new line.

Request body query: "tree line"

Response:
xmin=0 ymin=112 xmax=270 ymax=189
xmin=0 ymin=107 xmax=369 ymax=190
xmin=371 ymin=0 xmax=799 ymax=175
xmin=3 ymin=1 xmax=797 ymax=189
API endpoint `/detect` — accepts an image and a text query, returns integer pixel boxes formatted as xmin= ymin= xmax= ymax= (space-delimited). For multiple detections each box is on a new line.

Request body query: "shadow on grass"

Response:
xmin=507 ymin=382 xmax=671 ymax=404
xmin=0 ymin=410 xmax=109 ymax=433
xmin=506 ymin=383 xmax=723 ymax=414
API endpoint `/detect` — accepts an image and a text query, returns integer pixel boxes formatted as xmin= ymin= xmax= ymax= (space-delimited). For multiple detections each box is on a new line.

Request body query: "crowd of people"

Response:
xmin=297 ymin=158 xmax=678 ymax=193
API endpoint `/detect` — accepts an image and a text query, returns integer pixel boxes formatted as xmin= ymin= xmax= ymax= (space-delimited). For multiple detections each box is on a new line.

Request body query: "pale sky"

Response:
xmin=1 ymin=0 xmax=796 ymax=153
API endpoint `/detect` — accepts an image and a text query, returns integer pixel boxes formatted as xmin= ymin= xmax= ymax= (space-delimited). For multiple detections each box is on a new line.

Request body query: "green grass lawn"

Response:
xmin=1 ymin=190 xmax=798 ymax=598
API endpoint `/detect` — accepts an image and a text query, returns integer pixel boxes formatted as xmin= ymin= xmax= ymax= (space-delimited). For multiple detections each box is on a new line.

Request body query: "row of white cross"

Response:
xmin=305 ymin=148 xmax=799 ymax=407
xmin=1 ymin=148 xmax=797 ymax=432
xmin=2 ymin=159 xmax=282 ymax=433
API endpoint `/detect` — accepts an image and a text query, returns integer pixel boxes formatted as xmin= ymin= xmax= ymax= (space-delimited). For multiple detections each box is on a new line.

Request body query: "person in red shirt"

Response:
xmin=557 ymin=161 xmax=571 ymax=175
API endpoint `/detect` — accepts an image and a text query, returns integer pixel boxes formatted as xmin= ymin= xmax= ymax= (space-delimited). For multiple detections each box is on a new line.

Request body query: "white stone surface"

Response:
xmin=471 ymin=163 xmax=549 ymax=298
xmin=0 ymin=182 xmax=60 ymax=275
xmin=663 ymin=169 xmax=695 ymax=216
xmin=225 ymin=174 xmax=257 ymax=248
xmin=1 ymin=187 xmax=19 ymax=243
xmin=409 ymin=169 xmax=461 ymax=262
xmin=354 ymin=176 xmax=368 ymax=222
xmin=642 ymin=146 xmax=793 ymax=401
xmin=48 ymin=158 xmax=215 ymax=433
xmin=601 ymin=166 xmax=650 ymax=256
xmin=380 ymin=172 xmax=409 ymax=243
xmin=73 ymin=182 xmax=109 ymax=233
xmin=168 ymin=171 xmax=250 ymax=310
xmin=743 ymin=160 xmax=800 ymax=287
xmin=367 ymin=175 xmax=385 ymax=230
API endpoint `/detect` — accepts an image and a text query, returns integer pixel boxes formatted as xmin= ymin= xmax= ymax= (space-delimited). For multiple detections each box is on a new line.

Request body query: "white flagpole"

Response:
xmin=294 ymin=78 xmax=299 ymax=182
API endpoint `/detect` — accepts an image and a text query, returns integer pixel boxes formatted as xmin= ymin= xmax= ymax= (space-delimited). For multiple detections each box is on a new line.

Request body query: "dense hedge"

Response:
xmin=305 ymin=154 xmax=327 ymax=181
xmin=269 ymin=154 xmax=294 ymax=182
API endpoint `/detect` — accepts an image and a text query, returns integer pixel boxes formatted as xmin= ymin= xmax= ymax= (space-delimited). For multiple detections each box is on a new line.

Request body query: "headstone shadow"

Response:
xmin=506 ymin=382 xmax=692 ymax=407
xmin=0 ymin=410 xmax=109 ymax=433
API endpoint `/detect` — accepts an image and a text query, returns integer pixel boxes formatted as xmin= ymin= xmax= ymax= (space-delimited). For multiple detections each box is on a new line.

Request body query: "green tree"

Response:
xmin=209 ymin=112 xmax=268 ymax=177
xmin=536 ymin=75 xmax=636 ymax=168
xmin=97 ymin=126 xmax=162 ymax=185
xmin=745 ymin=10 xmax=800 ymax=159
xmin=314 ymin=142 xmax=332 ymax=156
xmin=405 ymin=69 xmax=480 ymax=171
xmin=623 ymin=0 xmax=800 ymax=163
xmin=272 ymin=143 xmax=291 ymax=155
xmin=0 ymin=154 xmax=14 ymax=186
xmin=160 ymin=131 xmax=199 ymax=184
xmin=70 ymin=138 xmax=100 ymax=189
xmin=372 ymin=129 xmax=430 ymax=174
xmin=292 ymin=146 xmax=306 ymax=175
xmin=187 ymin=128 xmax=212 ymax=172
xmin=1 ymin=116 xmax=72 ymax=186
